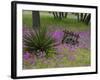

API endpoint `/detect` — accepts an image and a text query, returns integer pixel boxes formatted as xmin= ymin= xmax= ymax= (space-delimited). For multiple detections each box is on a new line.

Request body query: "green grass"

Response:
xmin=23 ymin=14 xmax=32 ymax=27
xmin=23 ymin=12 xmax=90 ymax=31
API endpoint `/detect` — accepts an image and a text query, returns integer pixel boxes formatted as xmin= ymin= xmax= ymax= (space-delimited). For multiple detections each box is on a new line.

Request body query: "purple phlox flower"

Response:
xmin=56 ymin=54 xmax=64 ymax=59
xmin=51 ymin=30 xmax=64 ymax=42
xmin=78 ymin=31 xmax=90 ymax=49
xmin=23 ymin=51 xmax=30 ymax=60
xmin=55 ymin=44 xmax=64 ymax=53
xmin=29 ymin=54 xmax=36 ymax=64
xmin=23 ymin=27 xmax=35 ymax=38
xmin=68 ymin=55 xmax=76 ymax=61
xmin=24 ymin=51 xmax=36 ymax=64
xmin=63 ymin=44 xmax=78 ymax=52
xmin=37 ymin=51 xmax=46 ymax=58
xmin=29 ymin=58 xmax=35 ymax=64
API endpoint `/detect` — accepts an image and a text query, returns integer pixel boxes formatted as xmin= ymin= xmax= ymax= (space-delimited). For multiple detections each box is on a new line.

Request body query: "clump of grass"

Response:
xmin=23 ymin=27 xmax=56 ymax=57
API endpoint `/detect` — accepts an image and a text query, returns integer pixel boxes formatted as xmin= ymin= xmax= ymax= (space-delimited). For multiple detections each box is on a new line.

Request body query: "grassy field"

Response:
xmin=23 ymin=48 xmax=90 ymax=69
xmin=23 ymin=12 xmax=90 ymax=31
xmin=23 ymin=11 xmax=91 ymax=69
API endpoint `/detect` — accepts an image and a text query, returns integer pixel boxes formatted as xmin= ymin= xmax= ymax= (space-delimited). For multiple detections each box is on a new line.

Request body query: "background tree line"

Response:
xmin=32 ymin=11 xmax=91 ymax=29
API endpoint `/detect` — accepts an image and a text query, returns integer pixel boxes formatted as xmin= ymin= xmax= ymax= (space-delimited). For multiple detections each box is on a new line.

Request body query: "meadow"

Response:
xmin=23 ymin=11 xmax=91 ymax=69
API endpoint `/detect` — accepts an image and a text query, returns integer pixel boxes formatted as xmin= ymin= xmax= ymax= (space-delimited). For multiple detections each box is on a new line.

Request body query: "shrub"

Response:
xmin=23 ymin=27 xmax=56 ymax=57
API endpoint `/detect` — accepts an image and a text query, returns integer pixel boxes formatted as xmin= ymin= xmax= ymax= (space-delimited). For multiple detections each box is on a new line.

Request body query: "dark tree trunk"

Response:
xmin=59 ymin=12 xmax=62 ymax=19
xmin=80 ymin=13 xmax=84 ymax=21
xmin=52 ymin=12 xmax=56 ymax=19
xmin=77 ymin=13 xmax=80 ymax=21
xmin=85 ymin=14 xmax=91 ymax=24
xmin=32 ymin=11 xmax=40 ymax=29
xmin=65 ymin=12 xmax=68 ymax=18
xmin=83 ymin=13 xmax=87 ymax=22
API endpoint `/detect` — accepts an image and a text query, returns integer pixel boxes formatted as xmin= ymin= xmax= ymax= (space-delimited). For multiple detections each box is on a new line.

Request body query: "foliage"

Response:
xmin=23 ymin=13 xmax=90 ymax=31
xmin=76 ymin=13 xmax=91 ymax=24
xmin=49 ymin=12 xmax=68 ymax=20
xmin=23 ymin=27 xmax=56 ymax=57
xmin=45 ymin=48 xmax=56 ymax=58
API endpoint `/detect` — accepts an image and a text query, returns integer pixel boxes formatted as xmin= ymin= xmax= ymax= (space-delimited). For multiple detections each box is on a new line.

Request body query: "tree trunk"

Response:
xmin=85 ymin=14 xmax=91 ymax=24
xmin=80 ymin=13 xmax=84 ymax=21
xmin=32 ymin=11 xmax=40 ymax=29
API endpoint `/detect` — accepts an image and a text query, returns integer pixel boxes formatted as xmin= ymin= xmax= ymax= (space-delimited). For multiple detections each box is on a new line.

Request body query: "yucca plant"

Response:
xmin=23 ymin=27 xmax=56 ymax=57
